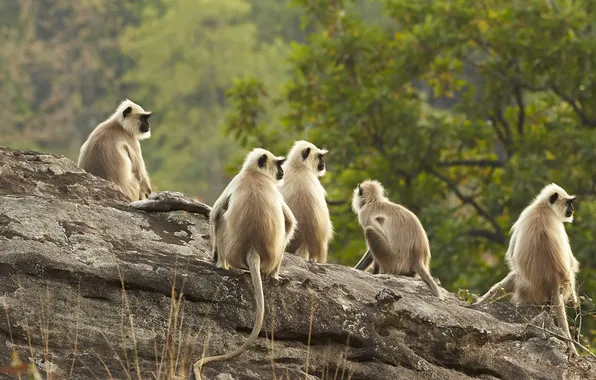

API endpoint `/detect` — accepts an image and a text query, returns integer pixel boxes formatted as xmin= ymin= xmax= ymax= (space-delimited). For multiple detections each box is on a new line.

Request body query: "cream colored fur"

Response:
xmin=280 ymin=140 xmax=333 ymax=263
xmin=195 ymin=148 xmax=297 ymax=379
xmin=474 ymin=183 xmax=580 ymax=356
xmin=77 ymin=99 xmax=152 ymax=201
xmin=352 ymin=180 xmax=443 ymax=299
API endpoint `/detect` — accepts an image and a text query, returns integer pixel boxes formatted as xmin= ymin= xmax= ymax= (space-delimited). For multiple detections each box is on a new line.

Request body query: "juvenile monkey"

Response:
xmin=194 ymin=148 xmax=297 ymax=379
xmin=78 ymin=99 xmax=152 ymax=201
xmin=473 ymin=183 xmax=579 ymax=355
xmin=352 ymin=180 xmax=443 ymax=299
xmin=279 ymin=140 xmax=333 ymax=263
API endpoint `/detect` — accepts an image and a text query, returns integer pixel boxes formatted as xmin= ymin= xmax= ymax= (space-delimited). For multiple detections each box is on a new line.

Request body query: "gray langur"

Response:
xmin=279 ymin=140 xmax=333 ymax=263
xmin=194 ymin=148 xmax=297 ymax=379
xmin=352 ymin=180 xmax=443 ymax=299
xmin=473 ymin=183 xmax=580 ymax=355
xmin=78 ymin=99 xmax=153 ymax=201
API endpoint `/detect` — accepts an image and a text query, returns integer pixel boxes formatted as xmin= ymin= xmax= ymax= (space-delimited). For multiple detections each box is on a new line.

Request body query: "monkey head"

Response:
xmin=284 ymin=140 xmax=329 ymax=177
xmin=352 ymin=179 xmax=387 ymax=213
xmin=536 ymin=183 xmax=576 ymax=223
xmin=115 ymin=99 xmax=152 ymax=140
xmin=243 ymin=148 xmax=286 ymax=182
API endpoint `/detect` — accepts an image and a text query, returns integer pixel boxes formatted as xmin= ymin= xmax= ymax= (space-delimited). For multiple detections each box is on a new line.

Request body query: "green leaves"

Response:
xmin=225 ymin=0 xmax=596 ymax=349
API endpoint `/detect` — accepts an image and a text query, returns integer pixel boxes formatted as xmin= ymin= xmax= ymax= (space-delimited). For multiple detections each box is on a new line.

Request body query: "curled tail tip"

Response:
xmin=192 ymin=363 xmax=202 ymax=380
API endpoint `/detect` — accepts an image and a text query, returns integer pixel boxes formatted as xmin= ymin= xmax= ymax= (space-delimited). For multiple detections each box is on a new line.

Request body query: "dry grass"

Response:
xmin=2 ymin=262 xmax=360 ymax=380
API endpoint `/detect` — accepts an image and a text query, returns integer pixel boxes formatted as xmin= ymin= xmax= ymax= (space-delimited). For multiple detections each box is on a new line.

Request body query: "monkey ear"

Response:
xmin=302 ymin=147 xmax=311 ymax=160
xmin=123 ymin=106 xmax=132 ymax=118
xmin=258 ymin=154 xmax=268 ymax=168
xmin=549 ymin=192 xmax=559 ymax=204
xmin=358 ymin=184 xmax=363 ymax=196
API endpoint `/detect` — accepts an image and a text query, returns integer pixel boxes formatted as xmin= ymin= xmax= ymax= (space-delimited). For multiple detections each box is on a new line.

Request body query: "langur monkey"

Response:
xmin=279 ymin=140 xmax=333 ymax=263
xmin=194 ymin=148 xmax=297 ymax=380
xmin=78 ymin=99 xmax=153 ymax=201
xmin=352 ymin=180 xmax=443 ymax=299
xmin=473 ymin=183 xmax=580 ymax=356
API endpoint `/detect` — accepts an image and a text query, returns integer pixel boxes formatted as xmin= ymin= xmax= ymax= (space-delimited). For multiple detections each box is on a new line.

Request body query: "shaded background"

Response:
xmin=1 ymin=0 xmax=594 ymax=350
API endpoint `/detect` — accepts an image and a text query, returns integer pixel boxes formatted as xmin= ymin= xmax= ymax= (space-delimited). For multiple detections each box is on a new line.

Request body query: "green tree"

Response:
xmin=0 ymin=1 xmax=136 ymax=155
xmin=225 ymin=0 xmax=596 ymax=349
xmin=120 ymin=0 xmax=293 ymax=202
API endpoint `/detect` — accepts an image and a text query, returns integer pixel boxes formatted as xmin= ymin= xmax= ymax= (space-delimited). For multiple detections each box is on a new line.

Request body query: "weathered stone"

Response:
xmin=0 ymin=146 xmax=594 ymax=380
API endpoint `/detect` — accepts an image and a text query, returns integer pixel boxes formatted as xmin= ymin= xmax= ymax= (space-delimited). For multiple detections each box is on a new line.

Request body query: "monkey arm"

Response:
xmin=281 ymin=201 xmax=297 ymax=245
xmin=123 ymin=144 xmax=151 ymax=199
xmin=136 ymin=161 xmax=152 ymax=199
xmin=472 ymin=272 xmax=516 ymax=305
xmin=210 ymin=193 xmax=230 ymax=259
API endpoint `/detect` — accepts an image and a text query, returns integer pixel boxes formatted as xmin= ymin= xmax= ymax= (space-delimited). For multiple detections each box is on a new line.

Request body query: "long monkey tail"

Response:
xmin=414 ymin=262 xmax=444 ymax=300
xmin=193 ymin=251 xmax=265 ymax=380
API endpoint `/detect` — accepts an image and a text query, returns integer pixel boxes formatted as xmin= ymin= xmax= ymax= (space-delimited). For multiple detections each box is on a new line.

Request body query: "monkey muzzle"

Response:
xmin=276 ymin=171 xmax=284 ymax=180
xmin=565 ymin=201 xmax=574 ymax=217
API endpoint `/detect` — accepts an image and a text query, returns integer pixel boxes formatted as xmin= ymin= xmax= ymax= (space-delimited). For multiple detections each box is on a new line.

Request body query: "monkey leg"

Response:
xmin=363 ymin=226 xmax=393 ymax=270
xmin=271 ymin=258 xmax=282 ymax=280
xmin=373 ymin=261 xmax=380 ymax=274
xmin=295 ymin=245 xmax=310 ymax=261
xmin=414 ymin=263 xmax=443 ymax=300
xmin=308 ymin=240 xmax=328 ymax=264
xmin=121 ymin=180 xmax=141 ymax=202
xmin=216 ymin=253 xmax=229 ymax=270
xmin=551 ymin=287 xmax=578 ymax=357
xmin=567 ymin=279 xmax=580 ymax=309
xmin=472 ymin=272 xmax=516 ymax=305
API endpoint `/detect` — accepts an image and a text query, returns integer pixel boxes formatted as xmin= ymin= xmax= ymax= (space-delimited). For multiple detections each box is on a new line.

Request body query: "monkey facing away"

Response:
xmin=279 ymin=140 xmax=333 ymax=263
xmin=352 ymin=180 xmax=443 ymax=299
xmin=473 ymin=183 xmax=579 ymax=355
xmin=194 ymin=148 xmax=297 ymax=380
xmin=77 ymin=99 xmax=153 ymax=202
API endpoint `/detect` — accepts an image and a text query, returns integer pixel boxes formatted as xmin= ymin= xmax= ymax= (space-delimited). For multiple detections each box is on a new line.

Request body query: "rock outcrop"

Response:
xmin=0 ymin=146 xmax=594 ymax=380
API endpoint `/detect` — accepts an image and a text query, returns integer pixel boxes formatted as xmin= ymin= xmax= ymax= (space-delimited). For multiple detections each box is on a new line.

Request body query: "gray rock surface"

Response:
xmin=0 ymin=146 xmax=594 ymax=380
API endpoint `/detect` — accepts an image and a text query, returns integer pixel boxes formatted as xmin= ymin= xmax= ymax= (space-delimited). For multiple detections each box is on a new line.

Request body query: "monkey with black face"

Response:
xmin=78 ymin=99 xmax=153 ymax=201
xmin=279 ymin=140 xmax=333 ymax=263
xmin=473 ymin=183 xmax=580 ymax=356
xmin=352 ymin=180 xmax=443 ymax=299
xmin=195 ymin=148 xmax=296 ymax=379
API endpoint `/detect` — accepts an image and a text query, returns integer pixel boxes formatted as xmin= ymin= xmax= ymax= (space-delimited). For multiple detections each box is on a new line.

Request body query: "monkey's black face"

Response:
xmin=140 ymin=114 xmax=151 ymax=133
xmin=565 ymin=199 xmax=575 ymax=218
xmin=317 ymin=154 xmax=325 ymax=171
xmin=276 ymin=160 xmax=285 ymax=180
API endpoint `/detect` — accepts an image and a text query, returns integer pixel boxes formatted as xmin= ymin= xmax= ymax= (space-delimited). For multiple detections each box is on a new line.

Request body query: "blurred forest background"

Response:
xmin=1 ymin=0 xmax=594 ymax=350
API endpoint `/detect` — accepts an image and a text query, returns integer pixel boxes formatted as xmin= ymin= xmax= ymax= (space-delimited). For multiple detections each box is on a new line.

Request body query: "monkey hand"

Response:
xmin=139 ymin=182 xmax=152 ymax=200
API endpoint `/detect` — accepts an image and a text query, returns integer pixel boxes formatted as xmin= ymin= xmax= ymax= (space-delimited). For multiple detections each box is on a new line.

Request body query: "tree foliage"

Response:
xmin=1 ymin=0 xmax=594 ymax=351
xmin=119 ymin=0 xmax=300 ymax=201
xmin=224 ymin=0 xmax=596 ymax=348
xmin=0 ymin=1 xmax=135 ymax=153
